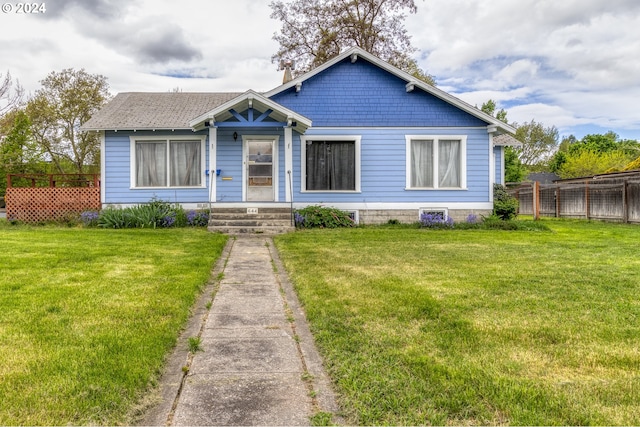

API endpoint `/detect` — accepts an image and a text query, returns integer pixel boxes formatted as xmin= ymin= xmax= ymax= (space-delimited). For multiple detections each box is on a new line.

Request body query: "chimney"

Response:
xmin=280 ymin=59 xmax=295 ymax=84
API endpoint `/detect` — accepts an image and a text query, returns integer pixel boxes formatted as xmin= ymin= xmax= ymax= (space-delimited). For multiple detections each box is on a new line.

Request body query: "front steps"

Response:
xmin=208 ymin=207 xmax=295 ymax=234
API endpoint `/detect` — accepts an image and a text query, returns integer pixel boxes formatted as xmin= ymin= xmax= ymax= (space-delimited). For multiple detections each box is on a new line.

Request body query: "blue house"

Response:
xmin=82 ymin=47 xmax=517 ymax=232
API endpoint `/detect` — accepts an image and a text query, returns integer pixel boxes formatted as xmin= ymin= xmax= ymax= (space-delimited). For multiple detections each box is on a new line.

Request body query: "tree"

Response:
xmin=550 ymin=131 xmax=640 ymax=178
xmin=557 ymin=149 xmax=629 ymax=179
xmin=480 ymin=100 xmax=526 ymax=183
xmin=513 ymin=120 xmax=559 ymax=167
xmin=27 ymin=69 xmax=110 ymax=173
xmin=0 ymin=70 xmax=24 ymax=119
xmin=269 ymin=0 xmax=435 ymax=85
xmin=0 ymin=110 xmax=43 ymax=196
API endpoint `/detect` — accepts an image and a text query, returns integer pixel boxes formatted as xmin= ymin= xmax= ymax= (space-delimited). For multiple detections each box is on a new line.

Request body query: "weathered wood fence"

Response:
xmin=5 ymin=174 xmax=100 ymax=222
xmin=510 ymin=178 xmax=640 ymax=223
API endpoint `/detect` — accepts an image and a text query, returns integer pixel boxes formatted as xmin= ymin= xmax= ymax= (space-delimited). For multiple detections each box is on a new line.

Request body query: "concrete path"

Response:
xmin=140 ymin=235 xmax=340 ymax=426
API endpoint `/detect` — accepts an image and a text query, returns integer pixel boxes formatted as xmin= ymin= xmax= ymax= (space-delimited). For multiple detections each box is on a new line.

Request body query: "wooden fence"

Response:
xmin=510 ymin=178 xmax=640 ymax=223
xmin=5 ymin=174 xmax=100 ymax=222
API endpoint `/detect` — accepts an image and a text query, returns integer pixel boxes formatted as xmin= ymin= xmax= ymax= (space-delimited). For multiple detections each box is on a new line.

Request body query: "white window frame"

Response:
xmin=301 ymin=135 xmax=361 ymax=193
xmin=405 ymin=135 xmax=467 ymax=190
xmin=130 ymin=135 xmax=207 ymax=189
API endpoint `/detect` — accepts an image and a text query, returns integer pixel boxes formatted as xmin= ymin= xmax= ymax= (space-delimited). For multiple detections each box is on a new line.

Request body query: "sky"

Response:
xmin=1 ymin=0 xmax=639 ymax=141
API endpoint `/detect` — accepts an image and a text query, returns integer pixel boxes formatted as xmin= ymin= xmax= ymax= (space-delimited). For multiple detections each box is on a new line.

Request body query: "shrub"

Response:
xmin=95 ymin=198 xmax=205 ymax=229
xmin=294 ymin=206 xmax=355 ymax=228
xmin=80 ymin=211 xmax=100 ymax=227
xmin=419 ymin=212 xmax=454 ymax=229
xmin=186 ymin=210 xmax=209 ymax=227
xmin=493 ymin=184 xmax=519 ymax=220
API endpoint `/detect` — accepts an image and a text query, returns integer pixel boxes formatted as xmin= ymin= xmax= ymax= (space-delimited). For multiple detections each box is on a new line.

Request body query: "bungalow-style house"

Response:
xmin=82 ymin=47 xmax=517 ymax=232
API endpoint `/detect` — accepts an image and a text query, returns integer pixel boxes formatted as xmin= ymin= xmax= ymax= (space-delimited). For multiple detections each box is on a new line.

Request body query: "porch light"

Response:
xmin=233 ymin=132 xmax=238 ymax=141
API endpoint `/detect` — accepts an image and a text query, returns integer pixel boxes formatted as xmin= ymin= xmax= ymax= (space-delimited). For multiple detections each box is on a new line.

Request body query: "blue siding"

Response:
xmin=104 ymin=130 xmax=209 ymax=204
xmin=215 ymin=127 xmax=285 ymax=202
xmin=291 ymin=128 xmax=491 ymax=204
xmin=270 ymin=58 xmax=488 ymax=128
xmin=102 ymin=57 xmax=500 ymax=207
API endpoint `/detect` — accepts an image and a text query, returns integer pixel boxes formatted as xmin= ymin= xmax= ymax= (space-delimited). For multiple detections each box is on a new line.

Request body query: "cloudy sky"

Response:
xmin=1 ymin=0 xmax=639 ymax=140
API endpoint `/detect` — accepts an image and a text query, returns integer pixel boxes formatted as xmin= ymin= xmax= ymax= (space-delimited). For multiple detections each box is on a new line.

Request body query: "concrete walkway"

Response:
xmin=140 ymin=235 xmax=340 ymax=426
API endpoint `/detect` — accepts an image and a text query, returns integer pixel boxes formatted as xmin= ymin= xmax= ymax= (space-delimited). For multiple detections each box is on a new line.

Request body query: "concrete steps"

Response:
xmin=208 ymin=207 xmax=295 ymax=234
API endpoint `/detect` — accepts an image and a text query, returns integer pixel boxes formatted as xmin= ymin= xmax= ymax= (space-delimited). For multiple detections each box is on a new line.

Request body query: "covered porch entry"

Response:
xmin=189 ymin=90 xmax=311 ymax=233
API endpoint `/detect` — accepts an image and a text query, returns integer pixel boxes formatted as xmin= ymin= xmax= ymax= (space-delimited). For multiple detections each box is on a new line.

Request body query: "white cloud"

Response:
xmin=0 ymin=0 xmax=638 ymax=140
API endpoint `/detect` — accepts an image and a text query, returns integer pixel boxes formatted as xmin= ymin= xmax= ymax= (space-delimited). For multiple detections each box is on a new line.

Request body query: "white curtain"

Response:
xmin=170 ymin=141 xmax=201 ymax=186
xmin=136 ymin=142 xmax=166 ymax=187
xmin=438 ymin=139 xmax=460 ymax=187
xmin=411 ymin=140 xmax=434 ymax=188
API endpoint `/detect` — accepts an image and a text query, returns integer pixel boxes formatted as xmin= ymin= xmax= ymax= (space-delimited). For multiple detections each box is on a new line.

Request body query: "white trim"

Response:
xmin=129 ymin=135 xmax=207 ymax=189
xmin=207 ymin=201 xmax=493 ymax=210
xmin=284 ymin=127 xmax=293 ymax=202
xmin=242 ymin=135 xmax=280 ymax=202
xmin=405 ymin=135 xmax=467 ymax=190
xmin=209 ymin=126 xmax=217 ymax=203
xmin=489 ymin=133 xmax=495 ymax=202
xmin=99 ymin=131 xmax=106 ymax=204
xmin=300 ymin=135 xmax=362 ymax=193
xmin=189 ymin=89 xmax=312 ymax=133
xmin=290 ymin=202 xmax=493 ymax=210
xmin=307 ymin=126 xmax=488 ymax=131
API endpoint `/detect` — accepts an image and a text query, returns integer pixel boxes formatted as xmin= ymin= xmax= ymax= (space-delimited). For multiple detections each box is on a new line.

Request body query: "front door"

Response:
xmin=246 ymin=139 xmax=275 ymax=201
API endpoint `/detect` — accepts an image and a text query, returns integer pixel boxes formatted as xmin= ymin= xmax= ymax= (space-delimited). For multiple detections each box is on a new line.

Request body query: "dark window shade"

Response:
xmin=306 ymin=141 xmax=355 ymax=191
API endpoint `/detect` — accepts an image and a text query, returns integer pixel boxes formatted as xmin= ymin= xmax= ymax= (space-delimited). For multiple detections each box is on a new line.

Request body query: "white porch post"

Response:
xmin=208 ymin=126 xmax=217 ymax=204
xmin=285 ymin=125 xmax=293 ymax=203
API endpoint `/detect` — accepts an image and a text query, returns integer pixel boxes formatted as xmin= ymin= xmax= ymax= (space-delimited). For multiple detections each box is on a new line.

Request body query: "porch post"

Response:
xmin=208 ymin=126 xmax=217 ymax=204
xmin=285 ymin=125 xmax=293 ymax=203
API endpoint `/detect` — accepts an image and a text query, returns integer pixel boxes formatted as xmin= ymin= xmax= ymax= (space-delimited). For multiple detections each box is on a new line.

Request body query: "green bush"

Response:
xmin=94 ymin=198 xmax=209 ymax=229
xmin=493 ymin=184 xmax=519 ymax=220
xmin=294 ymin=205 xmax=355 ymax=229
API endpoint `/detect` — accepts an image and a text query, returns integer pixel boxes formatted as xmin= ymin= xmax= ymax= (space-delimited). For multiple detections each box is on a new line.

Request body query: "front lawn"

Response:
xmin=274 ymin=220 xmax=640 ymax=425
xmin=0 ymin=224 xmax=227 ymax=425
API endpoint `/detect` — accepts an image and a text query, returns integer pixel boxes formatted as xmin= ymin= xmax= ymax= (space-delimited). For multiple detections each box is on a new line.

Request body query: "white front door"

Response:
xmin=245 ymin=139 xmax=275 ymax=201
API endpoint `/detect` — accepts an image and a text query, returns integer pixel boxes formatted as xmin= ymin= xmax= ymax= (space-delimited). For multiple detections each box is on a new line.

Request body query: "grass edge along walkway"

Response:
xmin=0 ymin=225 xmax=227 ymax=425
xmin=274 ymin=219 xmax=640 ymax=426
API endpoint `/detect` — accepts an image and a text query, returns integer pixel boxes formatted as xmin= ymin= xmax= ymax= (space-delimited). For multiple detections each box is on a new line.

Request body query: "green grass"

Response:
xmin=0 ymin=223 xmax=227 ymax=425
xmin=274 ymin=219 xmax=640 ymax=425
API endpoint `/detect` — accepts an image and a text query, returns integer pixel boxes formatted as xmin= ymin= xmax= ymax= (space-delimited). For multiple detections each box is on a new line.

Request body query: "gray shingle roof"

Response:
xmin=493 ymin=134 xmax=522 ymax=146
xmin=81 ymin=92 xmax=243 ymax=131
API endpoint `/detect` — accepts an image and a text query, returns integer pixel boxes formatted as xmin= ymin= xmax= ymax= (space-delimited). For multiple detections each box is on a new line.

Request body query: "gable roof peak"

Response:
xmin=265 ymin=47 xmax=515 ymax=135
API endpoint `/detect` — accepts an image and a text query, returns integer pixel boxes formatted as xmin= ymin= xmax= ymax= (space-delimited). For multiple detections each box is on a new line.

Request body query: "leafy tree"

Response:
xmin=0 ymin=110 xmax=44 ymax=196
xmin=26 ymin=69 xmax=110 ymax=173
xmin=550 ymin=132 xmax=640 ymax=178
xmin=269 ymin=0 xmax=435 ymax=85
xmin=557 ymin=149 xmax=629 ymax=179
xmin=480 ymin=99 xmax=526 ymax=183
xmin=504 ymin=146 xmax=527 ymax=182
xmin=513 ymin=120 xmax=559 ymax=167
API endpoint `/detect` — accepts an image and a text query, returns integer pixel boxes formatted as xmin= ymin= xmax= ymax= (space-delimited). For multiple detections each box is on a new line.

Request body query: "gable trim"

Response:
xmin=264 ymin=47 xmax=516 ymax=136
xmin=190 ymin=89 xmax=312 ymax=133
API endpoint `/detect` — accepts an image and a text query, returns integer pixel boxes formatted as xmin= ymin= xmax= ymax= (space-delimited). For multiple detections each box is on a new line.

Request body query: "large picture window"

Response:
xmin=406 ymin=136 xmax=466 ymax=189
xmin=302 ymin=136 xmax=361 ymax=192
xmin=131 ymin=137 xmax=205 ymax=188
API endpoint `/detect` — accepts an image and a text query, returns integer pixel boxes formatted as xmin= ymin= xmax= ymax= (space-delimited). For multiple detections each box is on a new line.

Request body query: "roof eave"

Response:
xmin=189 ymin=89 xmax=312 ymax=133
xmin=265 ymin=47 xmax=517 ymax=135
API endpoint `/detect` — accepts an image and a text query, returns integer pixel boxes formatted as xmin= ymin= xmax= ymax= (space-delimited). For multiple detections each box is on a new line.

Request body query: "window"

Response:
xmin=302 ymin=136 xmax=361 ymax=192
xmin=406 ymin=136 xmax=466 ymax=189
xmin=131 ymin=137 xmax=205 ymax=188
